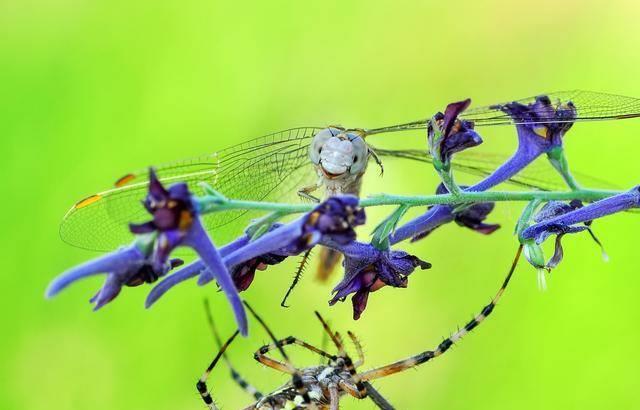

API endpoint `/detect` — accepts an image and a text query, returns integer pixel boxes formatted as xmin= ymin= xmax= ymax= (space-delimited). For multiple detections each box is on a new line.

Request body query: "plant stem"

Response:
xmin=195 ymin=188 xmax=621 ymax=216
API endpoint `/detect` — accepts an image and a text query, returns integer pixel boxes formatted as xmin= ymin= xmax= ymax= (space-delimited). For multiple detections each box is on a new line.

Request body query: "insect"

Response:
xmin=59 ymin=91 xmax=640 ymax=279
xmin=197 ymin=245 xmax=523 ymax=409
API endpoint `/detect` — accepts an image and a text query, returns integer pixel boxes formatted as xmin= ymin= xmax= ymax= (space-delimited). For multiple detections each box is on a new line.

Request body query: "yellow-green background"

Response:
xmin=3 ymin=1 xmax=640 ymax=409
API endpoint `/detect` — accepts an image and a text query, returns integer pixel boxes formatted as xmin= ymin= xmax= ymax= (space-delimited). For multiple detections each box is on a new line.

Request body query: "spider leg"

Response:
xmin=331 ymin=330 xmax=367 ymax=398
xmin=328 ymin=383 xmax=339 ymax=410
xmin=319 ymin=319 xmax=330 ymax=365
xmin=315 ymin=312 xmax=368 ymax=398
xmin=196 ymin=329 xmax=240 ymax=410
xmin=338 ymin=380 xmax=364 ymax=398
xmin=253 ymin=345 xmax=294 ymax=374
xmin=244 ymin=301 xmax=315 ymax=406
xmin=359 ymin=245 xmax=523 ymax=382
xmin=362 ymin=381 xmax=395 ymax=410
xmin=334 ymin=331 xmax=346 ymax=356
xmin=256 ymin=336 xmax=337 ymax=363
xmin=203 ymin=299 xmax=264 ymax=400
xmin=347 ymin=331 xmax=364 ymax=367
xmin=314 ymin=311 xmax=344 ymax=351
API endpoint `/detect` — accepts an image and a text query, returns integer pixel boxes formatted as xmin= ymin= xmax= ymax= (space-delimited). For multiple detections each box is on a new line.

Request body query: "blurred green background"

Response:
xmin=3 ymin=1 xmax=640 ymax=409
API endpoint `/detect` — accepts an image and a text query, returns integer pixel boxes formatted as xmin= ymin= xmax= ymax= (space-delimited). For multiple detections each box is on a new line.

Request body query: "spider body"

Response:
xmin=250 ymin=365 xmax=355 ymax=409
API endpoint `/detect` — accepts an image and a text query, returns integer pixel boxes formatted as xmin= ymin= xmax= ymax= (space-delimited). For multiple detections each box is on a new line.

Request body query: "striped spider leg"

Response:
xmin=243 ymin=301 xmax=321 ymax=409
xmin=197 ymin=299 xmax=264 ymax=408
xmin=197 ymin=299 xmax=319 ymax=409
xmin=355 ymin=245 xmax=523 ymax=383
xmin=196 ymin=299 xmax=334 ymax=409
xmin=195 ymin=326 xmax=239 ymax=410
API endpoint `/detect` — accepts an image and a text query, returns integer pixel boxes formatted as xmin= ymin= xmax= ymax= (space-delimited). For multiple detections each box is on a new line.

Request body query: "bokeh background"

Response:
xmin=3 ymin=1 xmax=640 ymax=409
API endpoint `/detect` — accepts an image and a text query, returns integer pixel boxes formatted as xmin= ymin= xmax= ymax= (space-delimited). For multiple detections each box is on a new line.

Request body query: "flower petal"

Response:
xmin=148 ymin=168 xmax=169 ymax=200
xmin=91 ymin=274 xmax=125 ymax=311
xmin=145 ymin=234 xmax=253 ymax=307
xmin=46 ymin=246 xmax=143 ymax=298
xmin=442 ymin=99 xmax=471 ymax=137
xmin=145 ymin=260 xmax=205 ymax=308
xmin=184 ymin=218 xmax=248 ymax=336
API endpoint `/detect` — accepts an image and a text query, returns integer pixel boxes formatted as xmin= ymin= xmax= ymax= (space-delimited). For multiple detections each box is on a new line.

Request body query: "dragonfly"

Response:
xmin=60 ymin=90 xmax=640 ymax=258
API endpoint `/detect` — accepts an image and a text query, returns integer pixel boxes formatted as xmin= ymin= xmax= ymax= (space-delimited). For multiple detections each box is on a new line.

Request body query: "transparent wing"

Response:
xmin=365 ymin=90 xmax=640 ymax=134
xmin=461 ymin=90 xmax=640 ymax=126
xmin=372 ymin=147 xmax=618 ymax=191
xmin=60 ymin=127 xmax=321 ymax=251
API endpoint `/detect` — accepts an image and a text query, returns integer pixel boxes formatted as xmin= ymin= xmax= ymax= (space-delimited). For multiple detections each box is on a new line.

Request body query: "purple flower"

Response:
xmin=146 ymin=196 xmax=366 ymax=306
xmin=515 ymin=188 xmax=640 ymax=288
xmin=411 ymin=183 xmax=500 ymax=241
xmin=522 ymin=201 xmax=591 ymax=274
xmin=199 ymin=195 xmax=365 ymax=285
xmin=520 ymin=189 xmax=640 ymax=273
xmin=231 ymin=252 xmax=288 ymax=291
xmin=128 ymin=169 xmax=198 ymax=270
xmin=144 ymin=234 xmax=250 ymax=307
xmin=391 ymin=94 xmax=579 ymax=244
xmin=46 ymin=244 xmax=183 ymax=310
xmin=522 ymin=187 xmax=640 ymax=244
xmin=494 ymin=95 xmax=576 ymax=152
xmin=48 ymin=169 xmax=249 ymax=335
xmin=328 ymin=242 xmax=431 ymax=320
xmin=428 ymin=99 xmax=482 ymax=166
xmin=528 ymin=200 xmax=588 ymax=243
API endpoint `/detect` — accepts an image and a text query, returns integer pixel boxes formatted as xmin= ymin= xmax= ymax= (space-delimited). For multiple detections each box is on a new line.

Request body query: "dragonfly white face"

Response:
xmin=308 ymin=127 xmax=369 ymax=197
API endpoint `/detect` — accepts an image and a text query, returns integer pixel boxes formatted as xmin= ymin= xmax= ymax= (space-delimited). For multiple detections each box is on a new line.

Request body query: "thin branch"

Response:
xmin=195 ymin=188 xmax=622 ymax=217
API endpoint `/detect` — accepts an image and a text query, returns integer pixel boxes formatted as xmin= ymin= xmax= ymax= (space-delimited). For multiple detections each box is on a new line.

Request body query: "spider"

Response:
xmin=197 ymin=246 xmax=523 ymax=409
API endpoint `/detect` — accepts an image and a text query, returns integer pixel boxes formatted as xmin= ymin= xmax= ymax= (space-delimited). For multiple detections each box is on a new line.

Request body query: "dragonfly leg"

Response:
xmin=298 ymin=183 xmax=321 ymax=203
xmin=367 ymin=146 xmax=384 ymax=176
xmin=281 ymin=248 xmax=313 ymax=307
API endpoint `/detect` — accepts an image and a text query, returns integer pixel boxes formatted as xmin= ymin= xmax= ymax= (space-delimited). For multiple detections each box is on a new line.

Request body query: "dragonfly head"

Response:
xmin=310 ymin=127 xmax=369 ymax=179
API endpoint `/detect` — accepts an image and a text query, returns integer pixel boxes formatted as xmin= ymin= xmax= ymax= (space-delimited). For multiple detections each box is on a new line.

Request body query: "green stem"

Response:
xmin=547 ymin=146 xmax=581 ymax=191
xmin=438 ymin=166 xmax=463 ymax=197
xmin=195 ymin=188 xmax=621 ymax=216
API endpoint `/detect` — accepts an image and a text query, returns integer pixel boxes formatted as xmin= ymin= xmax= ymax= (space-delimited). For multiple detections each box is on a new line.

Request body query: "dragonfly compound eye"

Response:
xmin=349 ymin=135 xmax=369 ymax=175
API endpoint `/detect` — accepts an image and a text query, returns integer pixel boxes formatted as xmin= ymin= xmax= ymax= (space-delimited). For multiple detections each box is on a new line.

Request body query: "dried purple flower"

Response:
xmin=411 ymin=184 xmax=500 ymax=241
xmin=428 ymin=99 xmax=482 ymax=167
xmin=231 ymin=252 xmax=288 ymax=292
xmin=328 ymin=242 xmax=431 ymax=319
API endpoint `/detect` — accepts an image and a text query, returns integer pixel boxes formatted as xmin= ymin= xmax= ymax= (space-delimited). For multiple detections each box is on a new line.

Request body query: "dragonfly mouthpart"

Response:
xmin=319 ymin=161 xmax=349 ymax=179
